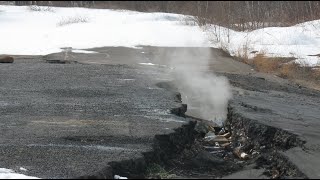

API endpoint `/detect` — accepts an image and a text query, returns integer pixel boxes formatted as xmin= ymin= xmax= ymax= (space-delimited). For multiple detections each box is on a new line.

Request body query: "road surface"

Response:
xmin=0 ymin=46 xmax=320 ymax=178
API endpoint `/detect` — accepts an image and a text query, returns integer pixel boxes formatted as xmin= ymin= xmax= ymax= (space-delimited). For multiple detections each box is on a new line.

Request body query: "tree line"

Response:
xmin=14 ymin=1 xmax=320 ymax=31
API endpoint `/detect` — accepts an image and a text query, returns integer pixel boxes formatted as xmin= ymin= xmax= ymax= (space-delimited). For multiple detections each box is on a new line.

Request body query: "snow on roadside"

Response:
xmin=204 ymin=20 xmax=320 ymax=67
xmin=0 ymin=5 xmax=209 ymax=56
xmin=139 ymin=62 xmax=156 ymax=66
xmin=0 ymin=168 xmax=40 ymax=179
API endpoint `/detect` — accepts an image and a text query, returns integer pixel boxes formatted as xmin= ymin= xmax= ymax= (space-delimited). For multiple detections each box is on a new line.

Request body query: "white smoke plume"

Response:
xmin=167 ymin=47 xmax=233 ymax=126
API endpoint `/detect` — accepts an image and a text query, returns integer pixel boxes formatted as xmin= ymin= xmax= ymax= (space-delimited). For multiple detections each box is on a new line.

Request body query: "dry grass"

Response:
xmin=236 ymin=47 xmax=249 ymax=64
xmin=251 ymin=53 xmax=319 ymax=81
xmin=28 ymin=5 xmax=55 ymax=12
xmin=57 ymin=16 xmax=90 ymax=27
xmin=278 ymin=63 xmax=296 ymax=78
xmin=252 ymin=54 xmax=294 ymax=73
xmin=312 ymin=68 xmax=320 ymax=80
xmin=278 ymin=62 xmax=320 ymax=80
xmin=228 ymin=50 xmax=320 ymax=89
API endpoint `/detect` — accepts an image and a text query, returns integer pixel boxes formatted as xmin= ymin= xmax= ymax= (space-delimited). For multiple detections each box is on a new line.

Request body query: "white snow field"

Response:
xmin=0 ymin=5 xmax=209 ymax=55
xmin=1 ymin=5 xmax=320 ymax=66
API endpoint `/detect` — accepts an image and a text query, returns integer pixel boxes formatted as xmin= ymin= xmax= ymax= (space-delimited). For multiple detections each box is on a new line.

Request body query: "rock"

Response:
xmin=170 ymin=104 xmax=187 ymax=117
xmin=194 ymin=121 xmax=213 ymax=135
xmin=0 ymin=56 xmax=14 ymax=63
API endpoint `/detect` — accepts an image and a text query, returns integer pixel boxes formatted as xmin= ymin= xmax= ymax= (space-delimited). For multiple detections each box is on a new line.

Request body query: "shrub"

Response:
xmin=57 ymin=16 xmax=89 ymax=27
xmin=311 ymin=68 xmax=320 ymax=80
xmin=252 ymin=54 xmax=281 ymax=73
xmin=279 ymin=63 xmax=297 ymax=78
xmin=28 ymin=5 xmax=55 ymax=12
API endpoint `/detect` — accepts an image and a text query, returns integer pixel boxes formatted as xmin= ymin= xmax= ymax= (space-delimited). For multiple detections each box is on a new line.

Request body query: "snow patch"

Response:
xmin=139 ymin=63 xmax=156 ymax=66
xmin=19 ymin=167 xmax=27 ymax=172
xmin=71 ymin=49 xmax=97 ymax=54
xmin=0 ymin=168 xmax=40 ymax=179
xmin=114 ymin=175 xmax=128 ymax=179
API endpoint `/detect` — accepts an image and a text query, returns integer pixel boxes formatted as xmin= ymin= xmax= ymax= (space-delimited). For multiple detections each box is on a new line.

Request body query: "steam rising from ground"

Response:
xmin=167 ymin=48 xmax=232 ymax=126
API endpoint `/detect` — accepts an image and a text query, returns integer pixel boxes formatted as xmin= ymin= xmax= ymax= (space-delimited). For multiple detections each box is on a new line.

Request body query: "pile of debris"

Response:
xmin=194 ymin=120 xmax=260 ymax=165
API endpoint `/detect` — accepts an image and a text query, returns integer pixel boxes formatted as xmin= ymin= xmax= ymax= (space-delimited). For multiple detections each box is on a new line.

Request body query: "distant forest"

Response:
xmin=14 ymin=1 xmax=320 ymax=30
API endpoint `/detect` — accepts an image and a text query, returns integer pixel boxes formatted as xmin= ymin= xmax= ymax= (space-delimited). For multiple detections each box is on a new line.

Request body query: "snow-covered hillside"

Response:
xmin=205 ymin=20 xmax=320 ymax=67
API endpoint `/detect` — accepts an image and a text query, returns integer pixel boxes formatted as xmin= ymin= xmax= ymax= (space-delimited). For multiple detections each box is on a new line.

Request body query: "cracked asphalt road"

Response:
xmin=0 ymin=48 xmax=186 ymax=178
xmin=1 ymin=46 xmax=320 ymax=178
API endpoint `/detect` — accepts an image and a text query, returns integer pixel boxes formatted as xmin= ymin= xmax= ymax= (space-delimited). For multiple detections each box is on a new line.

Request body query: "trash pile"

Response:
xmin=194 ymin=121 xmax=260 ymax=164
